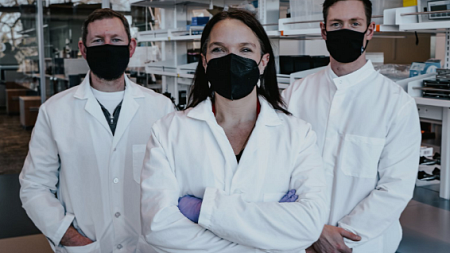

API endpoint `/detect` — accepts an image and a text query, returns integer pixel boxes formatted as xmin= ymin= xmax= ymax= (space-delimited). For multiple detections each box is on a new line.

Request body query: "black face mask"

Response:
xmin=205 ymin=53 xmax=261 ymax=101
xmin=325 ymin=28 xmax=369 ymax=64
xmin=86 ymin=44 xmax=130 ymax=81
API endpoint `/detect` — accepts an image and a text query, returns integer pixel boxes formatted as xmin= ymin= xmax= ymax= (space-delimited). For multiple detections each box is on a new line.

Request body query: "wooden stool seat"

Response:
xmin=6 ymin=89 xmax=28 ymax=114
xmin=19 ymin=96 xmax=41 ymax=127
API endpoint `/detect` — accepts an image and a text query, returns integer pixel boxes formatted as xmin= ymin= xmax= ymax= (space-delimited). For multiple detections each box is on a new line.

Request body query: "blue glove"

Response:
xmin=279 ymin=189 xmax=298 ymax=202
xmin=178 ymin=195 xmax=202 ymax=223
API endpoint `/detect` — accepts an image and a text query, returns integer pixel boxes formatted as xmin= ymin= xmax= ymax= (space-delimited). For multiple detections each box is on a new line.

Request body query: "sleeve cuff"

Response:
xmin=198 ymin=187 xmax=217 ymax=230
xmin=53 ymin=212 xmax=75 ymax=246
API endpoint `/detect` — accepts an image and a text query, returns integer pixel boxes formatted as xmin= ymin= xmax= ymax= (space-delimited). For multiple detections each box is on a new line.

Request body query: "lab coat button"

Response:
xmin=115 ymin=212 xmax=121 ymax=218
xmin=113 ymin=178 xmax=119 ymax=184
xmin=117 ymin=244 xmax=123 ymax=249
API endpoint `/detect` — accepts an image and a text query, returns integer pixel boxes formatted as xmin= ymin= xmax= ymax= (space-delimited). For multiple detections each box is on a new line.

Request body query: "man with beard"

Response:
xmin=20 ymin=8 xmax=174 ymax=253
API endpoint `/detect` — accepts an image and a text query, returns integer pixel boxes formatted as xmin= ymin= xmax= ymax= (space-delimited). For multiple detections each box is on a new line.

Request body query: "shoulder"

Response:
xmin=40 ymin=86 xmax=79 ymax=113
xmin=132 ymin=83 xmax=173 ymax=105
xmin=277 ymin=111 xmax=313 ymax=134
xmin=129 ymin=82 xmax=175 ymax=115
xmin=152 ymin=110 xmax=189 ymax=133
xmin=283 ymin=67 xmax=328 ymax=100
xmin=373 ymin=72 xmax=416 ymax=109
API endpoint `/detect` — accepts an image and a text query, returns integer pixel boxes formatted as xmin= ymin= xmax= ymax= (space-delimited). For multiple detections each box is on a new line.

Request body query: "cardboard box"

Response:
xmin=403 ymin=0 xmax=417 ymax=7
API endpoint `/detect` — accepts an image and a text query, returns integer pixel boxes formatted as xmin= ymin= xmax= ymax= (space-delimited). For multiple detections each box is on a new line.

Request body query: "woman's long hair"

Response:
xmin=187 ymin=10 xmax=290 ymax=115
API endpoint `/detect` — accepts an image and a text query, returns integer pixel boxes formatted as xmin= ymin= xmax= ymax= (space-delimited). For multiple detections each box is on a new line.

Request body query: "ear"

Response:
xmin=128 ymin=38 xmax=137 ymax=58
xmin=320 ymin=22 xmax=327 ymax=41
xmin=366 ymin=21 xmax=376 ymax=41
xmin=259 ymin=53 xmax=270 ymax=75
xmin=78 ymin=40 xmax=87 ymax=60
xmin=201 ymin=53 xmax=207 ymax=72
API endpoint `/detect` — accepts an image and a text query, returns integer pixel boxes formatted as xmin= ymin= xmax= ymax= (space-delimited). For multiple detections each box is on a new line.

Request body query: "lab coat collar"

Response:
xmin=73 ymin=72 xmax=144 ymax=148
xmin=186 ymin=95 xmax=283 ymax=127
xmin=326 ymin=60 xmax=375 ymax=90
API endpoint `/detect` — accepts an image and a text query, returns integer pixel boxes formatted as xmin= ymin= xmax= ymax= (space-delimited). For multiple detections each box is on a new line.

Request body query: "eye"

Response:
xmin=331 ymin=23 xmax=340 ymax=27
xmin=353 ymin=22 xmax=361 ymax=26
xmin=93 ymin=39 xmax=102 ymax=43
xmin=211 ymin=47 xmax=224 ymax=53
xmin=112 ymin=38 xmax=122 ymax=42
xmin=241 ymin=47 xmax=253 ymax=53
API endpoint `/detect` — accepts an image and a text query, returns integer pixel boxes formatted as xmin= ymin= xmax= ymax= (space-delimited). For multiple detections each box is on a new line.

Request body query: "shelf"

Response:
xmin=130 ymin=0 xmax=210 ymax=8
xmin=145 ymin=59 xmax=177 ymax=76
xmin=278 ymin=17 xmax=322 ymax=37
xmin=399 ymin=21 xmax=450 ymax=31
xmin=381 ymin=6 xmax=450 ymax=32
xmin=280 ymin=28 xmax=321 ymax=37
xmin=266 ymin=30 xmax=281 ymax=37
xmin=177 ymin=62 xmax=198 ymax=78
xmin=414 ymin=97 xmax=450 ymax=107
xmin=137 ymin=30 xmax=202 ymax=42
xmin=277 ymin=74 xmax=290 ymax=89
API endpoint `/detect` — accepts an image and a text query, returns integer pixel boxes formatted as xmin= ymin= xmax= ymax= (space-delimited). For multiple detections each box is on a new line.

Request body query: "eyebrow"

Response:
xmin=208 ymin=42 xmax=257 ymax=48
xmin=329 ymin=18 xmax=365 ymax=22
xmin=91 ymin=33 xmax=123 ymax=38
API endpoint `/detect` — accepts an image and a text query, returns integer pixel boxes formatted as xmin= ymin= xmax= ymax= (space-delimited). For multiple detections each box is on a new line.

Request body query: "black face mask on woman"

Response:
xmin=86 ymin=44 xmax=130 ymax=81
xmin=325 ymin=28 xmax=370 ymax=64
xmin=206 ymin=53 xmax=261 ymax=101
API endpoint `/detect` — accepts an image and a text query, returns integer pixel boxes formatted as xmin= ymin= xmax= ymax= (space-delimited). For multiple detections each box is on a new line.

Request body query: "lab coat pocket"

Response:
xmin=340 ymin=134 xmax=385 ymax=178
xmin=263 ymin=192 xmax=287 ymax=202
xmin=63 ymin=241 xmax=99 ymax=253
xmin=133 ymin=144 xmax=147 ymax=184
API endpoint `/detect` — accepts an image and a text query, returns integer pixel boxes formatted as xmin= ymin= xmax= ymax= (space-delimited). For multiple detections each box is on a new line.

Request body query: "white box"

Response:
xmin=420 ymin=146 xmax=434 ymax=157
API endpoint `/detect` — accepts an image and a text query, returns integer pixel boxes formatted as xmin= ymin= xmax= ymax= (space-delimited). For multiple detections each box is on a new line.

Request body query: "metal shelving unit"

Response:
xmin=132 ymin=0 xmax=284 ymax=105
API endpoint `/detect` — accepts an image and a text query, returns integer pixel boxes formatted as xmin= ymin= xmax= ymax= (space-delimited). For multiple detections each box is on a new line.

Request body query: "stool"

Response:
xmin=6 ymin=89 xmax=28 ymax=115
xmin=19 ymin=96 xmax=41 ymax=127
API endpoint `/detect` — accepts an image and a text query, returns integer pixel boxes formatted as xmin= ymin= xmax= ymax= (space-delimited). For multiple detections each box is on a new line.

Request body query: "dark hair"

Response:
xmin=187 ymin=10 xmax=290 ymax=115
xmin=82 ymin=8 xmax=131 ymax=45
xmin=323 ymin=0 xmax=373 ymax=26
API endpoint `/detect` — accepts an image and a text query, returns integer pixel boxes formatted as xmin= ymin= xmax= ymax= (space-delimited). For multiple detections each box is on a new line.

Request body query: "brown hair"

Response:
xmin=323 ymin=0 xmax=373 ymax=26
xmin=82 ymin=8 xmax=131 ymax=45
xmin=187 ymin=10 xmax=290 ymax=115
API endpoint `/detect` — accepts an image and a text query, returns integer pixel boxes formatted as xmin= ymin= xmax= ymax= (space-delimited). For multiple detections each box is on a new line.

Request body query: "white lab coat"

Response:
xmin=282 ymin=61 xmax=421 ymax=253
xmin=140 ymin=96 xmax=329 ymax=253
xmin=19 ymin=72 xmax=174 ymax=253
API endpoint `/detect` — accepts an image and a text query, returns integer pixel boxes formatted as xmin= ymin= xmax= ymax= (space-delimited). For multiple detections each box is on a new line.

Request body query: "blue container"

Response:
xmin=191 ymin=17 xmax=210 ymax=26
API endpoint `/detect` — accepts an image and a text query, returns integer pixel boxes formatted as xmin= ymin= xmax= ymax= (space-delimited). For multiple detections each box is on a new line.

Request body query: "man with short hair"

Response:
xmin=283 ymin=1 xmax=421 ymax=252
xmin=20 ymin=8 xmax=174 ymax=252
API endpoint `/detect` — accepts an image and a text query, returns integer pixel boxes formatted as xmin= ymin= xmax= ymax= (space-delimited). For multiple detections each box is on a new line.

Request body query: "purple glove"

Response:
xmin=279 ymin=189 xmax=298 ymax=202
xmin=178 ymin=195 xmax=202 ymax=223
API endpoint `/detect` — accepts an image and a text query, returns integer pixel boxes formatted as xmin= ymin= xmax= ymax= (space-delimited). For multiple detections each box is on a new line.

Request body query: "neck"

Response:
xmin=214 ymin=88 xmax=258 ymax=125
xmin=330 ymin=54 xmax=367 ymax=77
xmin=90 ymin=72 xmax=125 ymax=92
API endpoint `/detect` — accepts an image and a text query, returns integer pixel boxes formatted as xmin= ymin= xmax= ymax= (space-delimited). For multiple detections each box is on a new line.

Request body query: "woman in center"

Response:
xmin=141 ymin=10 xmax=328 ymax=252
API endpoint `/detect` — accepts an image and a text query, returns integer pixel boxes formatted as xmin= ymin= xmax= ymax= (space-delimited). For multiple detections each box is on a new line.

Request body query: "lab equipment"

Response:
xmin=418 ymin=0 xmax=450 ymax=22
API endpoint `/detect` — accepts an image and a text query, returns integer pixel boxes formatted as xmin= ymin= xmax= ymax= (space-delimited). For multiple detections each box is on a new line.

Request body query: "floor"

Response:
xmin=0 ymin=107 xmax=32 ymax=175
xmin=0 ymin=108 xmax=449 ymax=252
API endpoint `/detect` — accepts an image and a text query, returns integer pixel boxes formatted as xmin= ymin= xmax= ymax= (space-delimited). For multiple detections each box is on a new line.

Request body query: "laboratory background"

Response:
xmin=0 ymin=0 xmax=449 ymax=252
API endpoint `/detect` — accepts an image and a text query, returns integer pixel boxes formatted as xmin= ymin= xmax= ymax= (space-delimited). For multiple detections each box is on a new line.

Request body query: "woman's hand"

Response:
xmin=279 ymin=189 xmax=299 ymax=202
xmin=178 ymin=195 xmax=203 ymax=223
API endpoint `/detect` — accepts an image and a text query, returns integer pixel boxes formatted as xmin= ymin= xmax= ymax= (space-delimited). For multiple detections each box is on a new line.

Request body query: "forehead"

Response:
xmin=208 ymin=19 xmax=260 ymax=47
xmin=87 ymin=17 xmax=126 ymax=37
xmin=327 ymin=0 xmax=367 ymax=22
